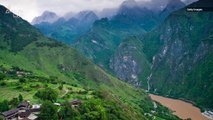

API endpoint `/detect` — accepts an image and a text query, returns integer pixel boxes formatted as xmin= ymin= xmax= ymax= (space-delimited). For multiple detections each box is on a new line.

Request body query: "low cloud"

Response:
xmin=0 ymin=0 xmax=197 ymax=22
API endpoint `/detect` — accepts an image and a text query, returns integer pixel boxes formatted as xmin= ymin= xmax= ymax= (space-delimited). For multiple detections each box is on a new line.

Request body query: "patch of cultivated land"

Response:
xmin=0 ymin=78 xmax=94 ymax=104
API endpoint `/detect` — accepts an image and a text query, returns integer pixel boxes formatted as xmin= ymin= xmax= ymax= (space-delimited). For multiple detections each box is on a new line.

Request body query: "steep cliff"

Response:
xmin=111 ymin=0 xmax=213 ymax=108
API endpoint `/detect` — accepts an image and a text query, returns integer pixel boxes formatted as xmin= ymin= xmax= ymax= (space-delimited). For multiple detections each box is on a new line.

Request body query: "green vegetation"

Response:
xmin=39 ymin=101 xmax=58 ymax=120
xmin=0 ymin=4 xmax=180 ymax=120
xmin=74 ymin=18 xmax=146 ymax=70
xmin=35 ymin=87 xmax=58 ymax=102
xmin=0 ymin=66 xmax=179 ymax=119
xmin=132 ymin=1 xmax=213 ymax=109
xmin=0 ymin=100 xmax=9 ymax=112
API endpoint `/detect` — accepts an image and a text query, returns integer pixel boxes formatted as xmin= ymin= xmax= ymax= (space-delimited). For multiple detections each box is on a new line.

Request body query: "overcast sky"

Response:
xmin=0 ymin=0 xmax=194 ymax=22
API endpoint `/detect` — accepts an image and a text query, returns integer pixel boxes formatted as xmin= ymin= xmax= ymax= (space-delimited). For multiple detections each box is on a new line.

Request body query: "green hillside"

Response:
xmin=0 ymin=4 xmax=179 ymax=120
xmin=74 ymin=18 xmax=146 ymax=70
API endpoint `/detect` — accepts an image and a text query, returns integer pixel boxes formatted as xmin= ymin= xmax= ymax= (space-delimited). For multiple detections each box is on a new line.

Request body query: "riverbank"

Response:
xmin=149 ymin=94 xmax=211 ymax=120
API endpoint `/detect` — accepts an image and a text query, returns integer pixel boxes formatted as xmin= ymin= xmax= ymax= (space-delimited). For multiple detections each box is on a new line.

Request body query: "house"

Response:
xmin=16 ymin=71 xmax=31 ymax=77
xmin=30 ymin=104 xmax=41 ymax=113
xmin=0 ymin=109 xmax=19 ymax=120
xmin=17 ymin=101 xmax=30 ymax=109
xmin=70 ymin=99 xmax=82 ymax=108
xmin=0 ymin=101 xmax=40 ymax=120
xmin=18 ymin=108 xmax=31 ymax=119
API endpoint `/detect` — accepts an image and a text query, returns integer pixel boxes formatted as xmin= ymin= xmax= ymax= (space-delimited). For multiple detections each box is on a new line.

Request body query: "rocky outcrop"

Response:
xmin=110 ymin=37 xmax=151 ymax=88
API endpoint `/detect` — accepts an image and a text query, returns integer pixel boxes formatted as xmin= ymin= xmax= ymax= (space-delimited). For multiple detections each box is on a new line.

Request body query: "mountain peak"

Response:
xmin=31 ymin=11 xmax=59 ymax=25
xmin=120 ymin=0 xmax=138 ymax=8
xmin=159 ymin=0 xmax=185 ymax=18
xmin=74 ymin=10 xmax=98 ymax=21
xmin=166 ymin=0 xmax=185 ymax=10
xmin=42 ymin=11 xmax=57 ymax=16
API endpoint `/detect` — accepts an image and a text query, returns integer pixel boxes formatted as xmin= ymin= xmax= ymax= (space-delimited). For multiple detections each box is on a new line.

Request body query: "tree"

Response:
xmin=58 ymin=84 xmax=63 ymax=90
xmin=19 ymin=78 xmax=26 ymax=83
xmin=39 ymin=101 xmax=58 ymax=120
xmin=35 ymin=87 xmax=58 ymax=102
xmin=0 ymin=73 xmax=6 ymax=80
xmin=0 ymin=100 xmax=9 ymax=112
xmin=59 ymin=102 xmax=79 ymax=120
xmin=9 ymin=97 xmax=19 ymax=107
xmin=18 ymin=94 xmax=23 ymax=102
xmin=82 ymin=111 xmax=101 ymax=120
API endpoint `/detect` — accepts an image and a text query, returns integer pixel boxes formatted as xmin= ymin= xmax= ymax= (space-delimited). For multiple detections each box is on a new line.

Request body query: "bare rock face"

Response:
xmin=110 ymin=37 xmax=151 ymax=88
xmin=110 ymin=54 xmax=141 ymax=87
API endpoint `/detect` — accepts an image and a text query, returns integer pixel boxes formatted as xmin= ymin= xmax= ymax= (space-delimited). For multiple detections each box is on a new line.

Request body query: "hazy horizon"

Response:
xmin=0 ymin=0 xmax=196 ymax=22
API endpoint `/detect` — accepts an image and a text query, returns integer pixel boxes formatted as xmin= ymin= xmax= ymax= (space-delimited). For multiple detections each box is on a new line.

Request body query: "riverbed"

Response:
xmin=149 ymin=94 xmax=210 ymax=120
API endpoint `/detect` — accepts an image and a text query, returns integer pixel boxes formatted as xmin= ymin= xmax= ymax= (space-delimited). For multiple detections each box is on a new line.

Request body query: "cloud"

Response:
xmin=0 ymin=0 xmax=197 ymax=22
xmin=0 ymin=0 xmax=129 ymax=22
xmin=0 ymin=0 xmax=39 ymax=22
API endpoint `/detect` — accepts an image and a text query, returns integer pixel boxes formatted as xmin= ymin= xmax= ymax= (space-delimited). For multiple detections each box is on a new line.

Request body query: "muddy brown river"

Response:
xmin=149 ymin=94 xmax=210 ymax=120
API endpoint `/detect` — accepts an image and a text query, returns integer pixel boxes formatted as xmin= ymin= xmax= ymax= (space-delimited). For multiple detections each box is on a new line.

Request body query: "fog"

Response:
xmin=0 ymin=0 xmax=197 ymax=22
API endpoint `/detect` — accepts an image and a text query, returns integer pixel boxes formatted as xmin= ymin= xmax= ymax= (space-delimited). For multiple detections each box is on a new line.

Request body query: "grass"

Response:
xmin=0 ymin=78 xmax=95 ymax=104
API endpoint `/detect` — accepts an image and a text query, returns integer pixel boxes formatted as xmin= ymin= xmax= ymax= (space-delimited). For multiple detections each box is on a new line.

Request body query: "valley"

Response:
xmin=0 ymin=0 xmax=213 ymax=119
xmin=0 ymin=3 xmax=181 ymax=120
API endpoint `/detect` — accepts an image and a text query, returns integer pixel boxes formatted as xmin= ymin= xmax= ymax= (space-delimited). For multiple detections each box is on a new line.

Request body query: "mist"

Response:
xmin=0 ymin=0 xmax=198 ymax=22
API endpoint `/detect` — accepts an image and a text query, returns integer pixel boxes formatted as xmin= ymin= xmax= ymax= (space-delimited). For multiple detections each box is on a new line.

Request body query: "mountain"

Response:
xmin=34 ymin=10 xmax=98 ymax=44
xmin=110 ymin=0 xmax=186 ymax=86
xmin=159 ymin=0 xmax=185 ymax=19
xmin=110 ymin=37 xmax=151 ymax=87
xmin=116 ymin=0 xmax=158 ymax=31
xmin=31 ymin=11 xmax=59 ymax=25
xmin=73 ymin=0 xmax=187 ymax=73
xmin=0 ymin=4 xmax=179 ymax=119
xmin=63 ymin=11 xmax=75 ymax=20
xmin=73 ymin=0 xmax=162 ymax=71
xmin=96 ymin=8 xmax=118 ymax=19
xmin=120 ymin=0 xmax=138 ymax=9
xmin=147 ymin=0 xmax=213 ymax=109
xmin=110 ymin=0 xmax=213 ymax=109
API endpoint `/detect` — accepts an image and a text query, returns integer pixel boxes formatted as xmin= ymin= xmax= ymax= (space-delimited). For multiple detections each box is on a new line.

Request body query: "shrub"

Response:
xmin=39 ymin=101 xmax=58 ymax=120
xmin=0 ymin=82 xmax=6 ymax=86
xmin=19 ymin=78 xmax=26 ymax=83
xmin=35 ymin=87 xmax=58 ymax=102
xmin=0 ymin=100 xmax=9 ymax=112
xmin=0 ymin=73 xmax=6 ymax=80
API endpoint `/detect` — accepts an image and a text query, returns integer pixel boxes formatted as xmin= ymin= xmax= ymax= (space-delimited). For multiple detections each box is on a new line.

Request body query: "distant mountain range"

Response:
xmin=31 ymin=0 xmax=213 ymax=110
xmin=33 ymin=0 xmax=187 ymax=45
xmin=73 ymin=0 xmax=186 ymax=71
xmin=33 ymin=10 xmax=98 ymax=44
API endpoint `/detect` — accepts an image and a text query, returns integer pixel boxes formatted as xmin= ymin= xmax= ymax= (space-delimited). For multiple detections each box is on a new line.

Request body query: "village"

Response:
xmin=0 ymin=99 xmax=82 ymax=120
xmin=0 ymin=66 xmax=94 ymax=120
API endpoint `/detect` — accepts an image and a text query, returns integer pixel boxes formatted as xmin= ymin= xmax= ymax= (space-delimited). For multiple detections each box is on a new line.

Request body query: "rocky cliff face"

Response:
xmin=80 ymin=0 xmax=187 ymax=88
xmin=110 ymin=0 xmax=213 ymax=109
xmin=110 ymin=37 xmax=151 ymax=87
xmin=149 ymin=9 xmax=213 ymax=92
xmin=139 ymin=1 xmax=213 ymax=108
xmin=159 ymin=0 xmax=185 ymax=19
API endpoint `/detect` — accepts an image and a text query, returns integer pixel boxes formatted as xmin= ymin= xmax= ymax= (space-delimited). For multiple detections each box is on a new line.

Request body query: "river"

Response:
xmin=149 ymin=94 xmax=210 ymax=120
